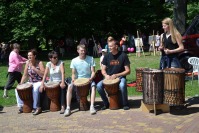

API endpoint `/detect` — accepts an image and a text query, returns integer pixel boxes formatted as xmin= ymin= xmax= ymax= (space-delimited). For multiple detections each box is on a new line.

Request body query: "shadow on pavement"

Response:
xmin=170 ymin=96 xmax=199 ymax=115
xmin=129 ymin=99 xmax=142 ymax=109
xmin=0 ymin=105 xmax=5 ymax=113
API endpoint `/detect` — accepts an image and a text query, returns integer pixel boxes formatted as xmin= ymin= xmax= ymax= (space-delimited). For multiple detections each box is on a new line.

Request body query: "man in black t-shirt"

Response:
xmin=96 ymin=38 xmax=131 ymax=110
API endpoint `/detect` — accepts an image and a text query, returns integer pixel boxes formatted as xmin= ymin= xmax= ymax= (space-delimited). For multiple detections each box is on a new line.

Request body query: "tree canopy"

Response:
xmin=0 ymin=0 xmax=198 ymax=49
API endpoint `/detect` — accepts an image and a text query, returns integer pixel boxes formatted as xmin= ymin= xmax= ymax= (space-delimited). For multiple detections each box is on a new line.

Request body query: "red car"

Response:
xmin=179 ymin=15 xmax=199 ymax=72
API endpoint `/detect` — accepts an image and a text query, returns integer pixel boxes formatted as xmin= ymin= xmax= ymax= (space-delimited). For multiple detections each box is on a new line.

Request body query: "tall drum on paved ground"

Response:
xmin=103 ymin=78 xmax=120 ymax=110
xmin=136 ymin=67 xmax=149 ymax=92
xmin=163 ymin=68 xmax=185 ymax=106
xmin=74 ymin=78 xmax=90 ymax=111
xmin=16 ymin=83 xmax=33 ymax=113
xmin=45 ymin=81 xmax=61 ymax=111
xmin=143 ymin=69 xmax=164 ymax=104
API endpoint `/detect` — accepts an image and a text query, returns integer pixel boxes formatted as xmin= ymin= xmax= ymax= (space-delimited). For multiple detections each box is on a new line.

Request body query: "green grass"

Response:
xmin=0 ymin=52 xmax=198 ymax=107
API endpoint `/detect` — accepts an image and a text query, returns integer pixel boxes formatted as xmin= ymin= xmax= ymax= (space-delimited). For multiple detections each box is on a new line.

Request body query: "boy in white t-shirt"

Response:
xmin=64 ymin=44 xmax=97 ymax=116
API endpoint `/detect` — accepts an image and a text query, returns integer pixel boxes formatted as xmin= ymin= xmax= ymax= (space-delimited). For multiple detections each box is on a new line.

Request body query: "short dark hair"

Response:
xmin=48 ymin=51 xmax=58 ymax=58
xmin=115 ymin=41 xmax=120 ymax=47
xmin=28 ymin=49 xmax=38 ymax=56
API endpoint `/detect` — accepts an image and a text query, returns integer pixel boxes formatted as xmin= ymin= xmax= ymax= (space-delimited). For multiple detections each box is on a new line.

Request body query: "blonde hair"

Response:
xmin=107 ymin=36 xmax=114 ymax=43
xmin=162 ymin=17 xmax=182 ymax=44
xmin=77 ymin=44 xmax=86 ymax=50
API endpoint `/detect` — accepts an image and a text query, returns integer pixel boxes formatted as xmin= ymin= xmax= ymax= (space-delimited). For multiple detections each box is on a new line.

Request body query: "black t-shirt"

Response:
xmin=102 ymin=51 xmax=130 ymax=77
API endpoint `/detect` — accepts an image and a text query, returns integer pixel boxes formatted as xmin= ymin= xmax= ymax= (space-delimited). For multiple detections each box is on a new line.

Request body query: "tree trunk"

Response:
xmin=173 ymin=0 xmax=187 ymax=34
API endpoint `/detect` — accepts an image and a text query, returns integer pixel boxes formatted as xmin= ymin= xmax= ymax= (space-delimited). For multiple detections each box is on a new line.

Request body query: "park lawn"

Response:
xmin=0 ymin=52 xmax=198 ymax=107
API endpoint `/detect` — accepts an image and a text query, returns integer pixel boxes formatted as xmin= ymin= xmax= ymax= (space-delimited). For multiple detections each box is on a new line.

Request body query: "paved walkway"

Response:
xmin=1 ymin=96 xmax=199 ymax=133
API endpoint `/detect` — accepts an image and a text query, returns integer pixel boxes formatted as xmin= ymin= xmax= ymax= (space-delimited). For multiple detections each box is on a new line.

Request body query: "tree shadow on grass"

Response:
xmin=0 ymin=86 xmax=4 ymax=90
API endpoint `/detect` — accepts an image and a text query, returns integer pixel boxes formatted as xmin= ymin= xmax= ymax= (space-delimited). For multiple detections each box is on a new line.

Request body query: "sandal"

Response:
xmin=18 ymin=107 xmax=23 ymax=114
xmin=33 ymin=108 xmax=42 ymax=115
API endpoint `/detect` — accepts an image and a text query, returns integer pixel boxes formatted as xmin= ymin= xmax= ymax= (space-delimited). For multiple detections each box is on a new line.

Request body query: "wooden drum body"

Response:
xmin=74 ymin=78 xmax=90 ymax=111
xmin=136 ymin=68 xmax=149 ymax=92
xmin=163 ymin=68 xmax=185 ymax=106
xmin=143 ymin=69 xmax=164 ymax=104
xmin=103 ymin=78 xmax=120 ymax=110
xmin=45 ymin=81 xmax=60 ymax=111
xmin=16 ymin=83 xmax=33 ymax=113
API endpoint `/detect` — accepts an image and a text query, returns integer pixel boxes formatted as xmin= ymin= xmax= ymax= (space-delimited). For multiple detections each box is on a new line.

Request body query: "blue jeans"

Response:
xmin=160 ymin=55 xmax=181 ymax=69
xmin=96 ymin=77 xmax=128 ymax=107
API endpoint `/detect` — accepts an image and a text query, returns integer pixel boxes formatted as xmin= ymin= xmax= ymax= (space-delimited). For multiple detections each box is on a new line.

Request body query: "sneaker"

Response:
xmin=64 ymin=109 xmax=71 ymax=117
xmin=123 ymin=106 xmax=130 ymax=110
xmin=18 ymin=107 xmax=23 ymax=114
xmin=90 ymin=107 xmax=96 ymax=115
xmin=3 ymin=94 xmax=8 ymax=98
xmin=3 ymin=89 xmax=8 ymax=98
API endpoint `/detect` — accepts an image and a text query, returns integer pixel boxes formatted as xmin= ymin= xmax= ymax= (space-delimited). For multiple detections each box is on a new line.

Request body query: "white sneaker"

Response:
xmin=64 ymin=109 xmax=71 ymax=117
xmin=90 ymin=107 xmax=96 ymax=115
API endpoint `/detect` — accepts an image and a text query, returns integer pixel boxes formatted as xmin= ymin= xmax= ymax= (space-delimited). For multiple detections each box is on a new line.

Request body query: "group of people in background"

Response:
xmin=1 ymin=17 xmax=184 ymax=117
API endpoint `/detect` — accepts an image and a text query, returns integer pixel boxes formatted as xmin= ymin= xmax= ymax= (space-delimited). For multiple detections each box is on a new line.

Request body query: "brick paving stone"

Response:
xmin=1 ymin=96 xmax=199 ymax=132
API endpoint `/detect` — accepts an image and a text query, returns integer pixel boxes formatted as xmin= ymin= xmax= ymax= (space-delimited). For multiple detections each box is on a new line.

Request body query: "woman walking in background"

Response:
xmin=3 ymin=43 xmax=27 ymax=98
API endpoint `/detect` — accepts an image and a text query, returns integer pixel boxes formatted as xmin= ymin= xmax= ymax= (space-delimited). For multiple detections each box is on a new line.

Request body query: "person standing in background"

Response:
xmin=100 ymin=49 xmax=107 ymax=69
xmin=159 ymin=17 xmax=184 ymax=69
xmin=3 ymin=43 xmax=27 ymax=98
xmin=120 ymin=35 xmax=128 ymax=54
xmin=155 ymin=31 xmax=161 ymax=52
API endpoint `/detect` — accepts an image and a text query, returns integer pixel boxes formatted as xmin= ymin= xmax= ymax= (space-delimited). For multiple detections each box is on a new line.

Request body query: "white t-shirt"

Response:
xmin=46 ymin=60 xmax=63 ymax=82
xmin=70 ymin=56 xmax=95 ymax=79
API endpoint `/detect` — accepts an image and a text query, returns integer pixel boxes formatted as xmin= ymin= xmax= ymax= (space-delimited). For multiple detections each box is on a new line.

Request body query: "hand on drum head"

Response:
xmin=104 ymin=75 xmax=111 ymax=80
xmin=110 ymin=74 xmax=118 ymax=80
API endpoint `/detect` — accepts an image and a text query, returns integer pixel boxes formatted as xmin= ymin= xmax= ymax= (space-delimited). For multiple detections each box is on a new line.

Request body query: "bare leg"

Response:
xmin=90 ymin=86 xmax=96 ymax=106
xmin=66 ymin=84 xmax=73 ymax=108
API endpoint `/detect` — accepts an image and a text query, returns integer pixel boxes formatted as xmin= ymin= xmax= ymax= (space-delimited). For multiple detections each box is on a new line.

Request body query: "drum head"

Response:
xmin=17 ymin=83 xmax=32 ymax=90
xmin=143 ymin=68 xmax=163 ymax=73
xmin=136 ymin=67 xmax=149 ymax=71
xmin=103 ymin=78 xmax=120 ymax=85
xmin=45 ymin=81 xmax=60 ymax=88
xmin=163 ymin=68 xmax=185 ymax=73
xmin=74 ymin=78 xmax=89 ymax=86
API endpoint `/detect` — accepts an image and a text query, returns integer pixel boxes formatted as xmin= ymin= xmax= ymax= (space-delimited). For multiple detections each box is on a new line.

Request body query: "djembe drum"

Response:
xmin=74 ymin=78 xmax=90 ymax=111
xmin=44 ymin=81 xmax=60 ymax=111
xmin=136 ymin=67 xmax=149 ymax=92
xmin=163 ymin=68 xmax=185 ymax=106
xmin=103 ymin=78 xmax=120 ymax=110
xmin=16 ymin=83 xmax=33 ymax=113
xmin=142 ymin=69 xmax=164 ymax=104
